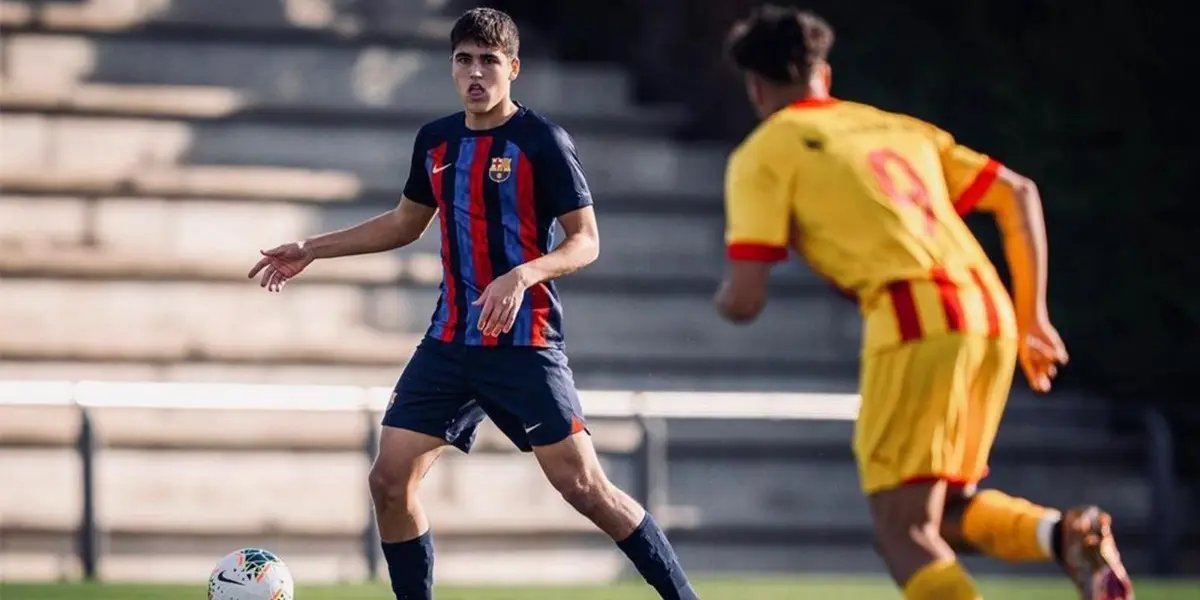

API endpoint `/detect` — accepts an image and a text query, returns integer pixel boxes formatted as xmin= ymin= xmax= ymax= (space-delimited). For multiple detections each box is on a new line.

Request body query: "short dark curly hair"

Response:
xmin=726 ymin=5 xmax=834 ymax=85
xmin=450 ymin=7 xmax=520 ymax=57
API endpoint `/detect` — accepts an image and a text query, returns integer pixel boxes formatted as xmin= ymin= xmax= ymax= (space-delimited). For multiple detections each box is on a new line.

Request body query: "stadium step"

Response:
xmin=0 ymin=112 xmax=727 ymax=197
xmin=0 ymin=279 xmax=862 ymax=367
xmin=0 ymin=83 xmax=689 ymax=137
xmin=0 ymin=194 xmax=823 ymax=288
xmin=0 ymin=0 xmax=458 ymax=41
xmin=0 ymin=359 xmax=406 ymax=387
xmin=0 ymin=32 xmax=643 ymax=120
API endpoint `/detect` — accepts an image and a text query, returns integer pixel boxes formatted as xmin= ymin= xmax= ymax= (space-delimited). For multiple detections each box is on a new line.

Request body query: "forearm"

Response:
xmin=303 ymin=211 xmax=408 ymax=260
xmin=992 ymin=178 xmax=1050 ymax=323
xmin=513 ymin=233 xmax=599 ymax=286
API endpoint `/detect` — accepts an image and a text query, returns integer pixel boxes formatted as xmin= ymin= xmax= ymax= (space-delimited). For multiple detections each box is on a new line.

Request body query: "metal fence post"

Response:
xmin=76 ymin=405 xmax=98 ymax=581
xmin=362 ymin=407 xmax=382 ymax=581
xmin=1142 ymin=408 xmax=1179 ymax=576
xmin=636 ymin=415 xmax=669 ymax=518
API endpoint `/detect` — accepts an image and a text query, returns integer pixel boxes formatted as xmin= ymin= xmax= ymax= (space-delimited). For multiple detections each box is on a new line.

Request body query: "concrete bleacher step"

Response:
xmin=0 ymin=279 xmax=863 ymax=366
xmin=0 ymin=0 xmax=457 ymax=40
xmin=0 ymin=446 xmax=630 ymax=583
xmin=0 ymin=194 xmax=822 ymax=287
xmin=0 ymin=167 xmax=361 ymax=201
xmin=0 ymin=82 xmax=690 ymax=137
xmin=0 ymin=83 xmax=251 ymax=118
xmin=0 ymin=278 xmax=426 ymax=364
xmin=1 ymin=32 xmax=642 ymax=120
xmin=0 ymin=112 xmax=726 ymax=197
xmin=0 ymin=359 xmax=406 ymax=387
xmin=0 ymin=359 xmax=860 ymax=391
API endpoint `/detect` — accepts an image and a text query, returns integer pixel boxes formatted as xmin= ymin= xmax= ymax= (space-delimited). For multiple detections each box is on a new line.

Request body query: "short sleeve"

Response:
xmin=536 ymin=124 xmax=593 ymax=217
xmin=402 ymin=127 xmax=437 ymax=207
xmin=930 ymin=127 xmax=1002 ymax=215
xmin=724 ymin=135 xmax=791 ymax=262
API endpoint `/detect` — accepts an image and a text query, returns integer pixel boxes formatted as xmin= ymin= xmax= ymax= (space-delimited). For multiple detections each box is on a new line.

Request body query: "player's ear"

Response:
xmin=510 ymin=56 xmax=520 ymax=81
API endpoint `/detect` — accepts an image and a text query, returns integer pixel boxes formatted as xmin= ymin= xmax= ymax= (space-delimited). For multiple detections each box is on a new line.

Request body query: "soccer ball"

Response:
xmin=207 ymin=548 xmax=295 ymax=600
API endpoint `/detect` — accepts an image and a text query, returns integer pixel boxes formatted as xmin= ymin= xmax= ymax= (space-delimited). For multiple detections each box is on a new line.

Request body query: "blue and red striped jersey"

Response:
xmin=402 ymin=105 xmax=593 ymax=348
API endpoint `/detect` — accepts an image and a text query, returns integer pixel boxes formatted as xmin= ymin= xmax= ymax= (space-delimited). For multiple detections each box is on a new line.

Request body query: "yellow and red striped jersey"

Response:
xmin=723 ymin=98 xmax=1017 ymax=352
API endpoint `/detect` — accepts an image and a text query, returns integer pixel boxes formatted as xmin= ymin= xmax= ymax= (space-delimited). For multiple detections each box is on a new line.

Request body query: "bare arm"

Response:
xmin=303 ymin=196 xmax=437 ymax=259
xmin=473 ymin=206 xmax=598 ymax=337
xmin=512 ymin=206 xmax=600 ymax=287
xmin=981 ymin=167 xmax=1049 ymax=325
xmin=980 ymin=166 xmax=1069 ymax=391
xmin=716 ymin=261 xmax=772 ymax=324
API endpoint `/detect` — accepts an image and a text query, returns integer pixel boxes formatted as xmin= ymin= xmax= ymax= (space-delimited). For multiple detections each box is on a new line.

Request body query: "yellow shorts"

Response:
xmin=854 ymin=333 xmax=1018 ymax=494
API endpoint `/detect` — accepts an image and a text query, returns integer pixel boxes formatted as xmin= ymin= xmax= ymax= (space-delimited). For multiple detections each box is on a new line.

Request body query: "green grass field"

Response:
xmin=2 ymin=578 xmax=1198 ymax=600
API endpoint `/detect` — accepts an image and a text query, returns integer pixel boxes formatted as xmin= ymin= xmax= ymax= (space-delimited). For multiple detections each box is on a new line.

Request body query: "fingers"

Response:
xmin=476 ymin=294 xmax=519 ymax=337
xmin=1019 ymin=356 xmax=1051 ymax=393
xmin=256 ymin=264 xmax=290 ymax=292
xmin=248 ymin=256 xmax=271 ymax=279
xmin=479 ymin=298 xmax=507 ymax=337
xmin=1054 ymin=340 xmax=1070 ymax=364
xmin=490 ymin=301 xmax=517 ymax=336
xmin=1021 ymin=332 xmax=1068 ymax=393
xmin=500 ymin=303 xmax=518 ymax=334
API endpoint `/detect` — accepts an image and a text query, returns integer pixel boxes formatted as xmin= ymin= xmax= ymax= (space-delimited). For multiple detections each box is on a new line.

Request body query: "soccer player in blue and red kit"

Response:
xmin=247 ymin=8 xmax=699 ymax=600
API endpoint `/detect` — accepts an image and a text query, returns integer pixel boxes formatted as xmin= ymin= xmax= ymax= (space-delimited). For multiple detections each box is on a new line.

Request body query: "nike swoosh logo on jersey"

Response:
xmin=432 ymin=164 xmax=451 ymax=173
xmin=525 ymin=423 xmax=542 ymax=433
xmin=216 ymin=570 xmax=245 ymax=585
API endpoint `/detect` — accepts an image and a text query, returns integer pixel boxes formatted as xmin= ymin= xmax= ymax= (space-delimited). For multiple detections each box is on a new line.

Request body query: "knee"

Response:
xmin=873 ymin=502 xmax=944 ymax=547
xmin=552 ymin=472 xmax=614 ymax=517
xmin=368 ymin=460 xmax=417 ymax=508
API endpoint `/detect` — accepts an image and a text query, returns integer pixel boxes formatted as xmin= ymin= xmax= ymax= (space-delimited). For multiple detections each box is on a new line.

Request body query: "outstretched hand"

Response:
xmin=247 ymin=242 xmax=315 ymax=292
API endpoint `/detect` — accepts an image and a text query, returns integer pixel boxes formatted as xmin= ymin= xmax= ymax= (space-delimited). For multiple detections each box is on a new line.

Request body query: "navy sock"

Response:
xmin=381 ymin=531 xmax=434 ymax=600
xmin=616 ymin=512 xmax=699 ymax=600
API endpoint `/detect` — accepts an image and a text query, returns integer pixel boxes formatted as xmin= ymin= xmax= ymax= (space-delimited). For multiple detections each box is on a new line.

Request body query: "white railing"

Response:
xmin=0 ymin=379 xmax=862 ymax=581
xmin=0 ymin=380 xmax=861 ymax=421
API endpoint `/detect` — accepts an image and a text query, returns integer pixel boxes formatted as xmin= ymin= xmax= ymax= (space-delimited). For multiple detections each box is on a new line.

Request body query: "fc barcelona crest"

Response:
xmin=488 ymin=157 xmax=512 ymax=183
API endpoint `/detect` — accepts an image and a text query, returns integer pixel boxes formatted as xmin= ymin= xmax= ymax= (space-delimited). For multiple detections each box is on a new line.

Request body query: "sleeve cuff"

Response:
xmin=727 ymin=243 xmax=788 ymax=262
xmin=953 ymin=159 xmax=1001 ymax=215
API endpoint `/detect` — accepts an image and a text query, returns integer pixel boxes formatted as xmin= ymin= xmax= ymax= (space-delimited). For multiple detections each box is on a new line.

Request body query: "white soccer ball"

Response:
xmin=207 ymin=548 xmax=295 ymax=600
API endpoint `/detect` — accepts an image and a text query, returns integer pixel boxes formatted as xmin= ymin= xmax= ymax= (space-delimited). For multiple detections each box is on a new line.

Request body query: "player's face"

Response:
xmin=452 ymin=42 xmax=518 ymax=114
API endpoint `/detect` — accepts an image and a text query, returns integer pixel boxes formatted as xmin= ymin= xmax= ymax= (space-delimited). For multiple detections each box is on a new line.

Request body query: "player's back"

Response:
xmin=727 ymin=98 xmax=1017 ymax=350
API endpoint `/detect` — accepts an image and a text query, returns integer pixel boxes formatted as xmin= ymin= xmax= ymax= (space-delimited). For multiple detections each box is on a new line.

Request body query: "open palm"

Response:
xmin=247 ymin=242 xmax=315 ymax=292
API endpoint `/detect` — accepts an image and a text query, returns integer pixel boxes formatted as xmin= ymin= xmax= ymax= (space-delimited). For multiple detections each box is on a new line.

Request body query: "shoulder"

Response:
xmin=871 ymin=106 xmax=954 ymax=146
xmin=415 ymin=112 xmax=466 ymax=144
xmin=517 ymin=108 xmax=579 ymax=154
xmin=731 ymin=113 xmax=805 ymax=169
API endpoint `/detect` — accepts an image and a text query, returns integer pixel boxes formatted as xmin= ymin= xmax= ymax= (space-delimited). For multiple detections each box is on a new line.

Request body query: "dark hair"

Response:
xmin=450 ymin=7 xmax=520 ymax=56
xmin=726 ymin=5 xmax=834 ymax=84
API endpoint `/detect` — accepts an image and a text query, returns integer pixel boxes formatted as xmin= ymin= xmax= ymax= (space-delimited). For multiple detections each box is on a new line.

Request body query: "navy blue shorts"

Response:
xmin=382 ymin=337 xmax=587 ymax=452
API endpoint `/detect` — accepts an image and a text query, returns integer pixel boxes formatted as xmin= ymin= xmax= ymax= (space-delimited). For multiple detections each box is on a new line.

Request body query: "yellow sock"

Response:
xmin=961 ymin=489 xmax=1060 ymax=562
xmin=904 ymin=559 xmax=982 ymax=600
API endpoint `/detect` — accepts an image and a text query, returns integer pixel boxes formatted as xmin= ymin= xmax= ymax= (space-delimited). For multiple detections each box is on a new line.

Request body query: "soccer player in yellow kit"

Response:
xmin=715 ymin=6 xmax=1135 ymax=600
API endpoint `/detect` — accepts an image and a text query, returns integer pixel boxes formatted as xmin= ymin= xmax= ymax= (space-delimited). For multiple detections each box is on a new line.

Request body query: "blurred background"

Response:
xmin=0 ymin=0 xmax=1196 ymax=592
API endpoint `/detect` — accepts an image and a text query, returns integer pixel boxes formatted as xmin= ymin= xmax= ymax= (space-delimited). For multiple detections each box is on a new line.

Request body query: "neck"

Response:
xmin=465 ymin=98 xmax=519 ymax=130
xmin=766 ymin=84 xmax=831 ymax=115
